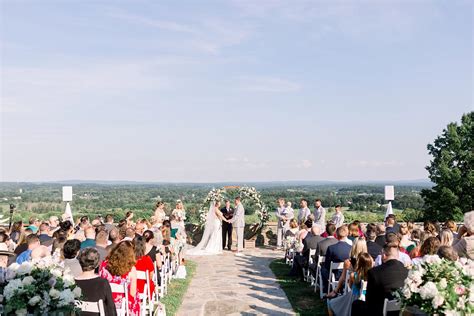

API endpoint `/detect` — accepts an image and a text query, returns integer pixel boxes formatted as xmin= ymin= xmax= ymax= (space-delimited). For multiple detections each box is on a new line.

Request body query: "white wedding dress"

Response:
xmin=187 ymin=203 xmax=223 ymax=255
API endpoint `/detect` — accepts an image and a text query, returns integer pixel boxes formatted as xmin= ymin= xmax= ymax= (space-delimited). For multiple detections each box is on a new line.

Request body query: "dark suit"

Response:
xmin=367 ymin=240 xmax=383 ymax=260
xmin=321 ymin=240 xmax=351 ymax=293
xmin=38 ymin=234 xmax=53 ymax=247
xmin=366 ymin=259 xmax=408 ymax=316
xmin=375 ymin=235 xmax=386 ymax=248
xmin=221 ymin=206 xmax=234 ymax=250
xmin=310 ymin=236 xmax=338 ymax=277
xmin=290 ymin=233 xmax=323 ymax=279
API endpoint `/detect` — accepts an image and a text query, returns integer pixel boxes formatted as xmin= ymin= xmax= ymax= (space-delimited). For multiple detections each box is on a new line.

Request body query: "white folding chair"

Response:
xmin=304 ymin=249 xmax=317 ymax=284
xmin=344 ymin=269 xmax=351 ymax=293
xmin=75 ymin=299 xmax=105 ymax=316
xmin=359 ymin=280 xmax=367 ymax=301
xmin=383 ymin=298 xmax=401 ymax=316
xmin=152 ymin=260 xmax=161 ymax=301
xmin=110 ymin=282 xmax=129 ymax=316
xmin=328 ymin=261 xmax=344 ymax=295
xmin=136 ymin=270 xmax=154 ymax=315
xmin=314 ymin=255 xmax=325 ymax=295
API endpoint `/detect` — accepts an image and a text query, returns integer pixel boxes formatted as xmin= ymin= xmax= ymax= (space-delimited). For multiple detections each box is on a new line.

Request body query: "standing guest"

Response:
xmin=14 ymin=228 xmax=33 ymax=256
xmin=366 ymin=228 xmax=383 ymax=260
xmin=75 ymin=248 xmax=117 ymax=316
xmin=285 ymin=219 xmax=300 ymax=238
xmin=135 ymin=221 xmax=146 ymax=237
xmin=104 ymin=214 xmax=115 ymax=233
xmin=439 ymin=229 xmax=454 ymax=246
xmin=298 ymin=199 xmax=311 ymax=225
xmin=154 ymin=202 xmax=166 ymax=227
xmin=95 ymin=230 xmax=109 ymax=263
xmin=331 ymin=205 xmax=344 ymax=228
xmin=365 ymin=244 xmax=408 ymax=316
xmin=38 ymin=223 xmax=53 ymax=247
xmin=171 ymin=200 xmax=186 ymax=233
xmin=16 ymin=234 xmax=41 ymax=264
xmin=81 ymin=227 xmax=96 ymax=249
xmin=125 ymin=211 xmax=135 ymax=227
xmin=444 ymin=220 xmax=458 ymax=238
xmin=275 ymin=198 xmax=290 ymax=249
xmin=313 ymin=199 xmax=326 ymax=231
xmin=63 ymin=239 xmax=82 ymax=277
xmin=48 ymin=216 xmax=60 ymax=234
xmin=453 ymin=210 xmax=474 ymax=260
xmin=133 ymin=236 xmax=155 ymax=296
xmin=321 ymin=225 xmax=352 ymax=294
xmin=27 ymin=217 xmax=41 ymax=234
xmin=221 ymin=199 xmax=234 ymax=251
xmin=9 ymin=221 xmax=23 ymax=244
xmin=374 ymin=224 xmax=386 ymax=247
xmin=99 ymin=241 xmax=139 ymax=315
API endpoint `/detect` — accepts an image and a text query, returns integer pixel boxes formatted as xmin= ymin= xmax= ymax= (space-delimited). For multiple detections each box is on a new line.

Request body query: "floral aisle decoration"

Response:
xmin=0 ymin=257 xmax=81 ymax=315
xmin=397 ymin=256 xmax=474 ymax=316
xmin=197 ymin=186 xmax=269 ymax=228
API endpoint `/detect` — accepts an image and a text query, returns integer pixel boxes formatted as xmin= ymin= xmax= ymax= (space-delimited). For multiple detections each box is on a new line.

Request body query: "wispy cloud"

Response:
xmin=346 ymin=160 xmax=405 ymax=168
xmin=238 ymin=76 xmax=301 ymax=93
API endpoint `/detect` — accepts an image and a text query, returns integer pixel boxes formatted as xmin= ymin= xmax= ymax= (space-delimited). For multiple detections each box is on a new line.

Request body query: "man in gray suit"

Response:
xmin=231 ymin=196 xmax=245 ymax=255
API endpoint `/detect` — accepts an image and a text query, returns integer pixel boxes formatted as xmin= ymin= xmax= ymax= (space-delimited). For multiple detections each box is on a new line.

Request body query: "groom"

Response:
xmin=230 ymin=196 xmax=245 ymax=255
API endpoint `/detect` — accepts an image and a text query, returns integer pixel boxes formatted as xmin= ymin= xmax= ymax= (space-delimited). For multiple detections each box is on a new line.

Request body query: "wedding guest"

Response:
xmin=133 ymin=236 xmax=155 ymax=295
xmin=95 ymin=230 xmax=109 ymax=263
xmin=374 ymin=233 xmax=412 ymax=267
xmin=385 ymin=216 xmax=398 ymax=235
xmin=411 ymin=237 xmax=440 ymax=265
xmin=14 ymin=228 xmax=33 ymax=255
xmin=104 ymin=214 xmax=115 ymax=233
xmin=38 ymin=223 xmax=53 ymax=247
xmin=27 ymin=216 xmax=40 ymax=234
xmin=399 ymin=223 xmax=414 ymax=250
xmin=374 ymin=224 xmax=386 ymax=247
xmin=321 ymin=225 xmax=352 ymax=294
xmin=423 ymin=220 xmax=438 ymax=238
xmin=453 ymin=210 xmax=474 ymax=260
xmin=439 ymin=229 xmax=454 ymax=246
xmin=125 ymin=211 xmax=135 ymax=227
xmin=328 ymin=252 xmax=373 ymax=316
xmin=16 ymin=234 xmax=40 ymax=264
xmin=57 ymin=221 xmax=75 ymax=240
xmin=313 ymin=199 xmax=326 ymax=231
xmin=221 ymin=199 xmax=234 ymax=251
xmin=52 ymin=236 xmax=67 ymax=260
xmin=75 ymin=248 xmax=117 ymax=316
xmin=31 ymin=245 xmax=51 ymax=260
xmin=444 ymin=220 xmax=458 ymax=238
xmin=9 ymin=221 xmax=23 ymax=244
xmin=285 ymin=219 xmax=299 ymax=238
xmin=330 ymin=205 xmax=344 ymax=228
xmin=48 ymin=216 xmax=60 ymax=234
xmin=298 ymin=199 xmax=311 ymax=225
xmin=99 ymin=241 xmax=139 ymax=315
xmin=290 ymin=225 xmax=323 ymax=280
xmin=0 ymin=232 xmax=11 ymax=268
xmin=63 ymin=239 xmax=82 ymax=277
xmin=366 ymin=228 xmax=383 ymax=260
xmin=106 ymin=228 xmax=120 ymax=253
xmin=437 ymin=245 xmax=458 ymax=262
xmin=407 ymin=229 xmax=424 ymax=255
xmin=365 ymin=243 xmax=408 ymax=316
xmin=81 ymin=226 xmax=96 ymax=249
xmin=315 ymin=223 xmax=338 ymax=262
xmin=347 ymin=223 xmax=359 ymax=243
xmin=296 ymin=219 xmax=313 ymax=249
xmin=143 ymin=230 xmax=161 ymax=266
xmin=135 ymin=221 xmax=146 ymax=237
xmin=386 ymin=214 xmax=401 ymax=233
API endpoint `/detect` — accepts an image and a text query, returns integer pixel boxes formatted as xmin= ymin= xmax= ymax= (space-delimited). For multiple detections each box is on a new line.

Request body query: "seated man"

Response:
xmin=290 ymin=225 xmax=324 ymax=280
xmin=365 ymin=243 xmax=408 ymax=316
xmin=320 ymin=225 xmax=351 ymax=294
xmin=374 ymin=233 xmax=412 ymax=267
xmin=309 ymin=223 xmax=337 ymax=277
xmin=366 ymin=228 xmax=383 ymax=260
xmin=16 ymin=234 xmax=40 ymax=264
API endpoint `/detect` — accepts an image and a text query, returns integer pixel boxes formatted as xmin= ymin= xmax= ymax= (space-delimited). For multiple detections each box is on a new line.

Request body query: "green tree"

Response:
xmin=421 ymin=112 xmax=474 ymax=221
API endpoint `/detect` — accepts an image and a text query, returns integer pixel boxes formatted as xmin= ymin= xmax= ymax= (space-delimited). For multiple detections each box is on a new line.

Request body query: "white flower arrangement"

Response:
xmin=197 ymin=186 xmax=269 ymax=228
xmin=398 ymin=256 xmax=474 ymax=315
xmin=0 ymin=256 xmax=81 ymax=314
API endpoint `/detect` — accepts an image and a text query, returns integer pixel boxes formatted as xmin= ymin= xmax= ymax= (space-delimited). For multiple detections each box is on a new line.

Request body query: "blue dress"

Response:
xmin=327 ymin=272 xmax=366 ymax=316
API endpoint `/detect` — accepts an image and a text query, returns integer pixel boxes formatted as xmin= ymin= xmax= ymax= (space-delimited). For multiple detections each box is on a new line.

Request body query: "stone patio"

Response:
xmin=178 ymin=248 xmax=295 ymax=316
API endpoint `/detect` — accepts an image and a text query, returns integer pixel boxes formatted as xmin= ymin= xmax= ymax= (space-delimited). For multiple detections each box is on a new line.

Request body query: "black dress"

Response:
xmin=145 ymin=246 xmax=158 ymax=263
xmin=75 ymin=276 xmax=117 ymax=316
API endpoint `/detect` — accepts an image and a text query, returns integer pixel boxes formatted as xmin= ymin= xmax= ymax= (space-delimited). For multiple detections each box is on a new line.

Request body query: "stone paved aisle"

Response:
xmin=178 ymin=248 xmax=295 ymax=316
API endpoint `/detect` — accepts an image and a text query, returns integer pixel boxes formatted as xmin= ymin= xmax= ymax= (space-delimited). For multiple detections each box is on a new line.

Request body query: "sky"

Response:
xmin=0 ymin=0 xmax=472 ymax=183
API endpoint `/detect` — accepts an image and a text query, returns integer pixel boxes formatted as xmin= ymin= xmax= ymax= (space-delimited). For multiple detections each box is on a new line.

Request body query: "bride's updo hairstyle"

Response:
xmin=214 ymin=200 xmax=221 ymax=207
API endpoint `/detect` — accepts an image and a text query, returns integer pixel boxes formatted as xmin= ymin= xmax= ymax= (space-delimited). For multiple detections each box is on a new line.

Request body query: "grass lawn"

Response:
xmin=160 ymin=260 xmax=197 ymax=316
xmin=269 ymin=259 xmax=327 ymax=316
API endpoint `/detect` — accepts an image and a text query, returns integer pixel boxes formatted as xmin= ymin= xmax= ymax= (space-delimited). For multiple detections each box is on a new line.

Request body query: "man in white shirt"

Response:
xmin=275 ymin=198 xmax=294 ymax=249
xmin=374 ymin=233 xmax=412 ymax=267
xmin=331 ymin=205 xmax=345 ymax=228
xmin=313 ymin=199 xmax=326 ymax=231
xmin=298 ymin=199 xmax=311 ymax=225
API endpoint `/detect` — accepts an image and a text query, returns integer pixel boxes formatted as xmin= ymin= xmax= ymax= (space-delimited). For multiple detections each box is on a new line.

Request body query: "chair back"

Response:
xmin=110 ymin=282 xmax=129 ymax=316
xmin=383 ymin=298 xmax=401 ymax=316
xmin=75 ymin=299 xmax=105 ymax=316
xmin=359 ymin=280 xmax=367 ymax=301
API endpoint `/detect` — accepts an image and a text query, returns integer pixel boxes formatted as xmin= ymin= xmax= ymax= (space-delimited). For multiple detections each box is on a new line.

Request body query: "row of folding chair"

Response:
xmin=285 ymin=248 xmax=295 ymax=265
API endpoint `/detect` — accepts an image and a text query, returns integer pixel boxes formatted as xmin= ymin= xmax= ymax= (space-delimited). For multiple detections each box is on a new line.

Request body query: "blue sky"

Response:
xmin=1 ymin=0 xmax=472 ymax=182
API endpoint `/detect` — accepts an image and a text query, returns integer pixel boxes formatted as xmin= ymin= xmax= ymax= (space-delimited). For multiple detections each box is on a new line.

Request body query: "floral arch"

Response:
xmin=198 ymin=186 xmax=269 ymax=229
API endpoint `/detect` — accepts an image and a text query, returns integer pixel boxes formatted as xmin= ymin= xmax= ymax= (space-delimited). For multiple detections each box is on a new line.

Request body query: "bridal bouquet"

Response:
xmin=0 ymin=257 xmax=82 ymax=315
xmin=398 ymin=256 xmax=474 ymax=316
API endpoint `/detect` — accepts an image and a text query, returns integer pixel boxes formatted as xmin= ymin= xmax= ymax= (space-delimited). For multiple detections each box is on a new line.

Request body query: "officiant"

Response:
xmin=221 ymin=199 xmax=234 ymax=251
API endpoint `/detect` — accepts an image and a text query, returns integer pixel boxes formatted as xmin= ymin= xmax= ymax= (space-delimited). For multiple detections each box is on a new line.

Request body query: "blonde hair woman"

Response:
xmin=439 ymin=229 xmax=453 ymax=246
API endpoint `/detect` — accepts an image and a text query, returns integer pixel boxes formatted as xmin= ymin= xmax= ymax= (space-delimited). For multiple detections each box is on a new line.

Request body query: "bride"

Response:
xmin=188 ymin=200 xmax=229 ymax=255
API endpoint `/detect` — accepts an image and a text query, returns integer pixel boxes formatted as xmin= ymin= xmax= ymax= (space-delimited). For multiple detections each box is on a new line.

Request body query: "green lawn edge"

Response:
xmin=160 ymin=260 xmax=197 ymax=316
xmin=269 ymin=259 xmax=327 ymax=316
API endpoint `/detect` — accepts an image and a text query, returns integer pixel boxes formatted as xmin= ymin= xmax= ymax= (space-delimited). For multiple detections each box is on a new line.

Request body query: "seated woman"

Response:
xmin=285 ymin=219 xmax=299 ymax=238
xmin=75 ymin=248 xmax=116 ymax=316
xmin=327 ymin=252 xmax=373 ymax=316
xmin=99 ymin=241 xmax=140 ymax=315
xmin=453 ymin=211 xmax=474 ymax=260
xmin=133 ymin=236 xmax=155 ymax=296
xmin=411 ymin=237 xmax=441 ymax=265
xmin=144 ymin=230 xmax=161 ymax=265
